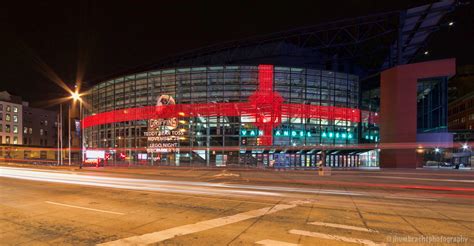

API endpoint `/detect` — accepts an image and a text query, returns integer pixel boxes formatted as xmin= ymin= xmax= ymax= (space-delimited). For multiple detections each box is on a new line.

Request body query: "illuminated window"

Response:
xmin=13 ymin=137 xmax=18 ymax=144
xmin=13 ymin=106 xmax=18 ymax=113
xmin=40 ymin=129 xmax=44 ymax=135
xmin=5 ymin=113 xmax=10 ymax=121
xmin=23 ymin=127 xmax=27 ymax=134
xmin=13 ymin=115 xmax=18 ymax=123
xmin=13 ymin=125 xmax=18 ymax=134
xmin=6 ymin=124 xmax=10 ymax=133
xmin=29 ymin=128 xmax=32 ymax=134
xmin=45 ymin=120 xmax=48 ymax=126
xmin=6 ymin=136 xmax=10 ymax=144
xmin=6 ymin=105 xmax=11 ymax=112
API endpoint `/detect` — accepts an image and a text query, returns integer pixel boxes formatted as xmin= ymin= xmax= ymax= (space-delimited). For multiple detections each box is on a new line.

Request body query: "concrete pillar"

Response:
xmin=379 ymin=59 xmax=455 ymax=168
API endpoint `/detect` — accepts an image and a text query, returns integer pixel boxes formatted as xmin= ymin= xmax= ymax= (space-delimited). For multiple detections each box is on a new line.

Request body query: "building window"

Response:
xmin=45 ymin=120 xmax=48 ymax=126
xmin=0 ymin=124 xmax=2 ymax=132
xmin=13 ymin=137 xmax=18 ymax=144
xmin=6 ymin=105 xmax=11 ymax=112
xmin=13 ymin=106 xmax=18 ymax=113
xmin=13 ymin=115 xmax=18 ymax=123
xmin=6 ymin=136 xmax=10 ymax=144
xmin=0 ymin=113 xmax=2 ymax=121
xmin=23 ymin=127 xmax=27 ymax=134
xmin=29 ymin=128 xmax=33 ymax=134
xmin=40 ymin=129 xmax=44 ymax=135
xmin=0 ymin=104 xmax=3 ymax=111
xmin=13 ymin=125 xmax=18 ymax=134
xmin=44 ymin=130 xmax=48 ymax=136
xmin=6 ymin=124 xmax=10 ymax=133
xmin=5 ymin=113 xmax=10 ymax=121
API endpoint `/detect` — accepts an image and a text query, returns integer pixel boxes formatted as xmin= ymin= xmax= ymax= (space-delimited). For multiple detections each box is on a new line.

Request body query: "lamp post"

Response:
xmin=70 ymin=90 xmax=83 ymax=168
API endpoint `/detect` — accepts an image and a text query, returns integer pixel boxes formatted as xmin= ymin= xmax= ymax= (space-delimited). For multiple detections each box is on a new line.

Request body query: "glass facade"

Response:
xmin=84 ymin=65 xmax=365 ymax=167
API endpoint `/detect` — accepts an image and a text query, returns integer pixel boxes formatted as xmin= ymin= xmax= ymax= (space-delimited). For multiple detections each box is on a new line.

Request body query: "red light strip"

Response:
xmin=83 ymin=65 xmax=374 ymax=143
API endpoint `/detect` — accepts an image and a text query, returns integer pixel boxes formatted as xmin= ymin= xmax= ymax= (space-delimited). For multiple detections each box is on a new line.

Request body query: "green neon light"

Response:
xmin=322 ymin=132 xmax=327 ymax=138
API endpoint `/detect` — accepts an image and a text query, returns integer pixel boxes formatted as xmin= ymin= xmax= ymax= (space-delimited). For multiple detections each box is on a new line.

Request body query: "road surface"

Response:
xmin=1 ymin=164 xmax=473 ymax=245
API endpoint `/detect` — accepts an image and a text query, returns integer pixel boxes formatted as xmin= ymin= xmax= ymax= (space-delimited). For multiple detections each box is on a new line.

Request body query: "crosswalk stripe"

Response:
xmin=309 ymin=221 xmax=377 ymax=232
xmin=289 ymin=229 xmax=386 ymax=246
xmin=256 ymin=239 xmax=299 ymax=246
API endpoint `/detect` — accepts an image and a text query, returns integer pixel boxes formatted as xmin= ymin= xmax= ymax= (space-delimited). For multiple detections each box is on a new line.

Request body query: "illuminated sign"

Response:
xmin=146 ymin=95 xmax=182 ymax=153
xmin=149 ymin=95 xmax=177 ymax=131
xmin=85 ymin=150 xmax=105 ymax=159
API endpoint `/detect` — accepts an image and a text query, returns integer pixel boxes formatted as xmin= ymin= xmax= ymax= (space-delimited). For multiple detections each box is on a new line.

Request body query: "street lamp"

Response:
xmin=69 ymin=89 xmax=83 ymax=168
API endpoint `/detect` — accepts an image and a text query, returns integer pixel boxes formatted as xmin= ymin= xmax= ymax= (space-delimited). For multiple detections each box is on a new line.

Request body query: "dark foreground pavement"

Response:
xmin=1 ymin=163 xmax=473 ymax=245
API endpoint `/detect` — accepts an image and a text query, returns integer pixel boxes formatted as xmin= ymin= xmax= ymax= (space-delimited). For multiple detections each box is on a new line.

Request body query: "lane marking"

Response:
xmin=45 ymin=201 xmax=125 ymax=215
xmin=309 ymin=221 xmax=377 ymax=232
xmin=289 ymin=229 xmax=386 ymax=246
xmin=383 ymin=196 xmax=436 ymax=202
xmin=256 ymin=239 xmax=299 ymax=246
xmin=99 ymin=202 xmax=301 ymax=245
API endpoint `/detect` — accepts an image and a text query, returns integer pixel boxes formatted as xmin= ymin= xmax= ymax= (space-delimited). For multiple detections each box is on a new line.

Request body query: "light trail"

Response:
xmin=0 ymin=167 xmax=367 ymax=198
xmin=1 ymin=167 xmax=472 ymax=200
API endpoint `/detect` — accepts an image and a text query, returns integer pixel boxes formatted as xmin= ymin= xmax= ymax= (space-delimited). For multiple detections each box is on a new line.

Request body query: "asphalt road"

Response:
xmin=1 ymin=164 xmax=473 ymax=245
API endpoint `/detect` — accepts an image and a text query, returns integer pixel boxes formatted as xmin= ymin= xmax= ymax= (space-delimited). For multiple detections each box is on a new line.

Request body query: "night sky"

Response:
xmin=1 ymin=1 xmax=472 ymax=107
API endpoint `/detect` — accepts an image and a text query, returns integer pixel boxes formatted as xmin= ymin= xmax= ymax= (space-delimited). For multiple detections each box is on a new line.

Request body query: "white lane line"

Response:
xmin=309 ymin=221 xmax=377 ymax=232
xmin=383 ymin=196 xmax=436 ymax=202
xmin=289 ymin=229 xmax=386 ymax=246
xmin=99 ymin=202 xmax=301 ymax=245
xmin=45 ymin=201 xmax=125 ymax=215
xmin=256 ymin=239 xmax=300 ymax=246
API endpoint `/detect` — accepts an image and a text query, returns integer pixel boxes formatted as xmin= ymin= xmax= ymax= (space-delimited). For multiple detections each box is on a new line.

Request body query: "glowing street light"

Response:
xmin=435 ymin=148 xmax=440 ymax=153
xmin=448 ymin=21 xmax=454 ymax=26
xmin=70 ymin=91 xmax=81 ymax=101
xmin=462 ymin=144 xmax=469 ymax=150
xmin=424 ymin=51 xmax=429 ymax=55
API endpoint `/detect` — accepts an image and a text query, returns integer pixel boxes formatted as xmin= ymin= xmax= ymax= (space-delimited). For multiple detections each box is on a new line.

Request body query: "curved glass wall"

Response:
xmin=84 ymin=65 xmax=360 ymax=167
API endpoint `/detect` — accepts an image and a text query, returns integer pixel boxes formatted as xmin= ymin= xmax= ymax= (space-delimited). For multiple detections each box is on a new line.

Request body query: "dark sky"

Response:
xmin=1 ymin=0 xmax=472 ymax=107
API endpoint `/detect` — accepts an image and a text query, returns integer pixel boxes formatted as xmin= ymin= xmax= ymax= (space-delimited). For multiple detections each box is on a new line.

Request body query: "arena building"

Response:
xmin=82 ymin=1 xmax=459 ymax=168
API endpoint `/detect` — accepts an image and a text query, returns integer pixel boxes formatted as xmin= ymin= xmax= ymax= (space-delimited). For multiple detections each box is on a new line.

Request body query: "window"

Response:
xmin=13 ymin=137 xmax=18 ymax=144
xmin=13 ymin=115 xmax=18 ymax=123
xmin=13 ymin=106 xmax=18 ymax=113
xmin=13 ymin=125 xmax=18 ymax=134
xmin=44 ymin=130 xmax=48 ymax=136
xmin=0 ymin=124 xmax=2 ymax=132
xmin=45 ymin=120 xmax=48 ymax=126
xmin=6 ymin=124 xmax=10 ymax=133
xmin=29 ymin=128 xmax=32 ymax=134
xmin=40 ymin=129 xmax=44 ymax=135
xmin=6 ymin=136 xmax=10 ymax=144
xmin=23 ymin=127 xmax=27 ymax=134
xmin=5 ymin=113 xmax=10 ymax=121
xmin=6 ymin=105 xmax=11 ymax=112
xmin=0 ymin=113 xmax=2 ymax=121
xmin=0 ymin=104 xmax=3 ymax=111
